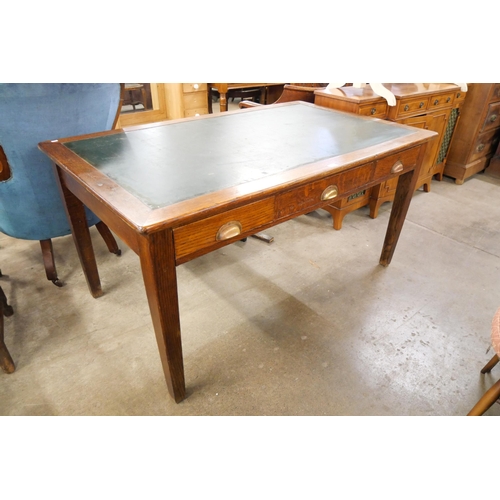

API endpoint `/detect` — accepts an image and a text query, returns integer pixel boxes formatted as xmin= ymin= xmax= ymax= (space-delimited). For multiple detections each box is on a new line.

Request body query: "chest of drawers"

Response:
xmin=314 ymin=83 xmax=465 ymax=229
xmin=444 ymin=83 xmax=500 ymax=184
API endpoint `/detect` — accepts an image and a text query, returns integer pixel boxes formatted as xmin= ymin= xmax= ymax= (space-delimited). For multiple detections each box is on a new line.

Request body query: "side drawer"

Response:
xmin=182 ymin=83 xmax=207 ymax=93
xmin=469 ymin=129 xmax=500 ymax=163
xmin=481 ymin=101 xmax=500 ymax=133
xmin=373 ymin=146 xmax=421 ymax=180
xmin=358 ymin=102 xmax=388 ymax=118
xmin=275 ymin=162 xmax=374 ymax=219
xmin=396 ymin=97 xmax=428 ymax=117
xmin=174 ymin=198 xmax=275 ymax=260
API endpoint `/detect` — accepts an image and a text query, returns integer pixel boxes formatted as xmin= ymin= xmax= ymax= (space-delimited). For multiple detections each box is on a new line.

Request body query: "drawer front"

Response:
xmin=491 ymin=84 xmax=500 ymax=101
xmin=470 ymin=129 xmax=500 ymax=163
xmin=373 ymin=146 xmax=421 ymax=180
xmin=183 ymin=83 xmax=207 ymax=93
xmin=174 ymin=198 xmax=275 ymax=260
xmin=184 ymin=108 xmax=207 ymax=117
xmin=454 ymin=89 xmax=466 ymax=103
xmin=481 ymin=101 xmax=500 ymax=132
xmin=428 ymin=92 xmax=455 ymax=110
xmin=358 ymin=102 xmax=388 ymax=118
xmin=275 ymin=163 xmax=374 ymax=219
xmin=397 ymin=97 xmax=428 ymax=117
xmin=183 ymin=92 xmax=207 ymax=110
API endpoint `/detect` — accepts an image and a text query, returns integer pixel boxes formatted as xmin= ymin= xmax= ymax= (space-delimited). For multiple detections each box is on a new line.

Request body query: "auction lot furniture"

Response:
xmin=315 ymin=84 xmax=464 ymax=228
xmin=208 ymin=83 xmax=285 ymax=112
xmin=444 ymin=83 xmax=500 ymax=184
xmin=39 ymin=102 xmax=435 ymax=403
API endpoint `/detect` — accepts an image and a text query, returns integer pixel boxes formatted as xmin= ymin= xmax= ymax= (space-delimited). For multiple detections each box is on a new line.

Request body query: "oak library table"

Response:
xmin=39 ymin=102 xmax=436 ymax=403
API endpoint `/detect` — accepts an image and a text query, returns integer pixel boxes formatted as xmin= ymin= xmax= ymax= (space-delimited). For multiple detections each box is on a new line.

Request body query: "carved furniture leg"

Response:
xmin=40 ymin=239 xmax=63 ymax=287
xmin=139 ymin=230 xmax=186 ymax=403
xmin=95 ymin=221 xmax=122 ymax=256
xmin=0 ymin=286 xmax=15 ymax=374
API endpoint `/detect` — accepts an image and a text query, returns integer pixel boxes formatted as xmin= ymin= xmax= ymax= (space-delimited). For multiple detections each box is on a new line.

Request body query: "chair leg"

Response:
xmin=40 ymin=239 xmax=63 ymax=287
xmin=467 ymin=378 xmax=500 ymax=416
xmin=95 ymin=221 xmax=121 ymax=256
xmin=481 ymin=354 xmax=499 ymax=374
xmin=0 ymin=287 xmax=15 ymax=374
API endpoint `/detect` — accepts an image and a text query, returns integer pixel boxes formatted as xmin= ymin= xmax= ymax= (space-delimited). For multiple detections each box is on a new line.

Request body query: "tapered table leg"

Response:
xmin=54 ymin=166 xmax=103 ymax=298
xmin=139 ymin=230 xmax=186 ymax=403
xmin=379 ymin=165 xmax=421 ymax=267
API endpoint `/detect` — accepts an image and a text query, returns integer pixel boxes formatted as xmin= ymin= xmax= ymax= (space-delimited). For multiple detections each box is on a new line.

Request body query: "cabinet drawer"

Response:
xmin=428 ymin=93 xmax=455 ymax=110
xmin=469 ymin=129 xmax=500 ymax=163
xmin=454 ymin=89 xmax=466 ymax=103
xmin=183 ymin=83 xmax=207 ymax=93
xmin=492 ymin=84 xmax=500 ymax=101
xmin=373 ymin=146 xmax=421 ymax=180
xmin=183 ymin=92 xmax=208 ymax=110
xmin=396 ymin=97 xmax=428 ymax=117
xmin=358 ymin=102 xmax=388 ymax=118
xmin=174 ymin=198 xmax=275 ymax=260
xmin=481 ymin=101 xmax=500 ymax=132
xmin=184 ymin=108 xmax=207 ymax=117
xmin=275 ymin=163 xmax=374 ymax=219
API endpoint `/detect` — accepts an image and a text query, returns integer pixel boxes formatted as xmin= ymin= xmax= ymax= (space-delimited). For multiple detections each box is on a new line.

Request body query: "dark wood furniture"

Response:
xmin=315 ymin=84 xmax=465 ymax=229
xmin=208 ymin=83 xmax=285 ymax=112
xmin=467 ymin=306 xmax=500 ymax=416
xmin=445 ymin=83 xmax=500 ymax=184
xmin=39 ymin=102 xmax=436 ymax=403
xmin=485 ymin=139 xmax=500 ymax=178
xmin=0 ymin=280 xmax=15 ymax=374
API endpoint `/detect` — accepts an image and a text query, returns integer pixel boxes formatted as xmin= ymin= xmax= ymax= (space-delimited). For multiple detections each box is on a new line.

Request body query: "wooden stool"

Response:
xmin=467 ymin=306 xmax=500 ymax=415
xmin=0 ymin=284 xmax=15 ymax=374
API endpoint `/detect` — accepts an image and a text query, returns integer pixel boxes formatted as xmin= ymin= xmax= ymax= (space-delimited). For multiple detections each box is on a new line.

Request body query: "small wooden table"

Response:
xmin=39 ymin=102 xmax=436 ymax=403
xmin=209 ymin=83 xmax=285 ymax=112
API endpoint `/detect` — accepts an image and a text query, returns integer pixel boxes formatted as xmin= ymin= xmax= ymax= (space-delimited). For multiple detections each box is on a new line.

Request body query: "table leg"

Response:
xmin=54 ymin=166 xmax=103 ymax=298
xmin=379 ymin=167 xmax=420 ymax=267
xmin=219 ymin=92 xmax=228 ymax=112
xmin=139 ymin=230 xmax=186 ymax=403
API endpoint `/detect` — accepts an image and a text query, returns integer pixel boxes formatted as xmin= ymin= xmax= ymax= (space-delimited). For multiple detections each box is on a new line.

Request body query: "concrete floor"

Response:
xmin=1 ymin=168 xmax=500 ymax=416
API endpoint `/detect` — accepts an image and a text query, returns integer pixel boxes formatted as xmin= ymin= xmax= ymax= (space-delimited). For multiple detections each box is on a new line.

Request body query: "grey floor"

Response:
xmin=2 ymin=166 xmax=500 ymax=416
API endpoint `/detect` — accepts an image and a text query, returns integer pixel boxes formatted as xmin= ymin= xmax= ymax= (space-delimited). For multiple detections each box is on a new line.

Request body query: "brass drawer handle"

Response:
xmin=446 ymin=97 xmax=451 ymax=103
xmin=457 ymin=92 xmax=461 ymax=98
xmin=477 ymin=143 xmax=485 ymax=152
xmin=216 ymin=221 xmax=242 ymax=241
xmin=404 ymin=105 xmax=409 ymax=111
xmin=370 ymin=107 xmax=376 ymax=115
xmin=321 ymin=185 xmax=339 ymax=201
xmin=489 ymin=114 xmax=498 ymax=123
xmin=419 ymin=101 xmax=425 ymax=108
xmin=391 ymin=160 xmax=404 ymax=174
xmin=434 ymin=99 xmax=439 ymax=105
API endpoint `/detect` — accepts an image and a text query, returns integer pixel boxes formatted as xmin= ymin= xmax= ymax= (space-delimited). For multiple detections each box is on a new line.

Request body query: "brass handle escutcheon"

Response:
xmin=490 ymin=114 xmax=498 ymax=123
xmin=216 ymin=221 xmax=242 ymax=241
xmin=371 ymin=108 xmax=376 ymax=115
xmin=404 ymin=105 xmax=409 ymax=111
xmin=434 ymin=99 xmax=439 ymax=105
xmin=477 ymin=144 xmax=485 ymax=152
xmin=391 ymin=160 xmax=404 ymax=174
xmin=457 ymin=92 xmax=461 ymax=98
xmin=321 ymin=185 xmax=339 ymax=201
xmin=419 ymin=102 xmax=424 ymax=108
xmin=446 ymin=97 xmax=451 ymax=103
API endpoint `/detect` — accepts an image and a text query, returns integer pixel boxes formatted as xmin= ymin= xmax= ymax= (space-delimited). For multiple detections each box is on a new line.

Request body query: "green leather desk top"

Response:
xmin=64 ymin=103 xmax=413 ymax=209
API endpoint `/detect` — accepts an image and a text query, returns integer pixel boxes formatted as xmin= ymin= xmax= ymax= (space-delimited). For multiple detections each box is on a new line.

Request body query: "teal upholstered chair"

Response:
xmin=0 ymin=84 xmax=124 ymax=286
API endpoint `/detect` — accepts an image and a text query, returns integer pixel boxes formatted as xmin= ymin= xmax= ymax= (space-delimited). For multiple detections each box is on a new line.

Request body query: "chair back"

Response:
xmin=0 ymin=84 xmax=122 ymax=240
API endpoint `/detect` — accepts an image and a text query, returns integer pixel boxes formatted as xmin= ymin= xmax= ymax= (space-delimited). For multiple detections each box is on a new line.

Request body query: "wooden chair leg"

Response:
xmin=481 ymin=354 xmax=499 ymax=374
xmin=467 ymin=378 xmax=500 ymax=416
xmin=95 ymin=221 xmax=121 ymax=256
xmin=40 ymin=239 xmax=63 ymax=287
xmin=0 ymin=287 xmax=15 ymax=374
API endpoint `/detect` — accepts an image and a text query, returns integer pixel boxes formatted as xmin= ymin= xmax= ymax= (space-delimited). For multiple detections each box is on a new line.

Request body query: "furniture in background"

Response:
xmin=239 ymin=83 xmax=328 ymax=108
xmin=467 ymin=306 xmax=500 ymax=416
xmin=164 ymin=83 xmax=209 ymax=119
xmin=122 ymin=83 xmax=151 ymax=111
xmin=39 ymin=102 xmax=436 ymax=402
xmin=444 ymin=83 xmax=500 ymax=184
xmin=208 ymin=83 xmax=285 ymax=112
xmin=0 ymin=84 xmax=123 ymax=286
xmin=0 ymin=276 xmax=15 ymax=374
xmin=314 ymin=84 xmax=465 ymax=229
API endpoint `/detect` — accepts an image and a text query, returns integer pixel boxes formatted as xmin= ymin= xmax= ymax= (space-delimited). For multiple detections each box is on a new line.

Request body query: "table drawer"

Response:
xmin=396 ymin=97 xmax=428 ymax=117
xmin=174 ymin=198 xmax=275 ymax=260
xmin=183 ymin=83 xmax=207 ymax=93
xmin=481 ymin=101 xmax=500 ymax=132
xmin=358 ymin=102 xmax=388 ymax=118
xmin=428 ymin=92 xmax=455 ymax=110
xmin=469 ymin=129 xmax=500 ymax=163
xmin=183 ymin=92 xmax=208 ymax=111
xmin=275 ymin=163 xmax=374 ymax=219
xmin=373 ymin=146 xmax=421 ymax=180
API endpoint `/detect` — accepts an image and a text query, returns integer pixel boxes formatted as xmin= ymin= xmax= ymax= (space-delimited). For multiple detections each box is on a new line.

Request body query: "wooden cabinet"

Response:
xmin=165 ymin=83 xmax=209 ymax=119
xmin=314 ymin=83 xmax=465 ymax=229
xmin=444 ymin=83 xmax=500 ymax=184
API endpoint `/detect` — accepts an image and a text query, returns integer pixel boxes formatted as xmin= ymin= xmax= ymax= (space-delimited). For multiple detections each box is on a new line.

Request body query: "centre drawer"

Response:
xmin=174 ymin=197 xmax=275 ymax=261
xmin=373 ymin=146 xmax=421 ymax=180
